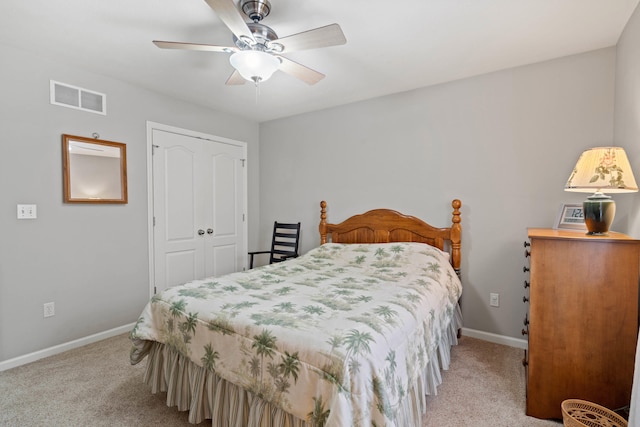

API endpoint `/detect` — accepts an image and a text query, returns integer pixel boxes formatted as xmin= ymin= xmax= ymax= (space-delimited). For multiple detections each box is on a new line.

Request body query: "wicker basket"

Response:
xmin=561 ymin=399 xmax=627 ymax=427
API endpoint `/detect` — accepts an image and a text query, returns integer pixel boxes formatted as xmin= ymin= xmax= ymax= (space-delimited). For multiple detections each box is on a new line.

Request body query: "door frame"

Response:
xmin=146 ymin=121 xmax=248 ymax=297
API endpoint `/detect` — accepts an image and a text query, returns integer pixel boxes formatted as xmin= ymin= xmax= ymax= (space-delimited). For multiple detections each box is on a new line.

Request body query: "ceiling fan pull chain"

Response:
xmin=255 ymin=81 xmax=260 ymax=105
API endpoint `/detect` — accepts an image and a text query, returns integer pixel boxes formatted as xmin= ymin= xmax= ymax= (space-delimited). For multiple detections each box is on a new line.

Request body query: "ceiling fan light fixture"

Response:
xmin=230 ymin=50 xmax=280 ymax=83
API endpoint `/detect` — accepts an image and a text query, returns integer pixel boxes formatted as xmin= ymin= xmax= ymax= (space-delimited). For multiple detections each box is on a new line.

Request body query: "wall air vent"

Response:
xmin=50 ymin=80 xmax=106 ymax=115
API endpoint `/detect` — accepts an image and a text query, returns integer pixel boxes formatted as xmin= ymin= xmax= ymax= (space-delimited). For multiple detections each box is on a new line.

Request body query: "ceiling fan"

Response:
xmin=153 ymin=0 xmax=347 ymax=86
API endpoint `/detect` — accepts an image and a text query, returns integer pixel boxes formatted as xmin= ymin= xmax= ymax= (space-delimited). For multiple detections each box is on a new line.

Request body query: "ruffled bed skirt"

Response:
xmin=134 ymin=304 xmax=462 ymax=426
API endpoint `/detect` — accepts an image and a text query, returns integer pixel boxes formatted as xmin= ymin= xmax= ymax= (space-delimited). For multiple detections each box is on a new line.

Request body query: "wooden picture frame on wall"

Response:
xmin=62 ymin=134 xmax=128 ymax=204
xmin=554 ymin=203 xmax=586 ymax=230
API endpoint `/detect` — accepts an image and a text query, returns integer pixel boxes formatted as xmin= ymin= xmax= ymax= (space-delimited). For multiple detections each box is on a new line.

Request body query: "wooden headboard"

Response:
xmin=319 ymin=200 xmax=462 ymax=275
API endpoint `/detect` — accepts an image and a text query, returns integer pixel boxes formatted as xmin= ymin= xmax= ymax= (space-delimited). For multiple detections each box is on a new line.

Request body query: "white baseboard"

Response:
xmin=461 ymin=327 xmax=528 ymax=349
xmin=1 ymin=324 xmax=526 ymax=372
xmin=0 ymin=323 xmax=135 ymax=372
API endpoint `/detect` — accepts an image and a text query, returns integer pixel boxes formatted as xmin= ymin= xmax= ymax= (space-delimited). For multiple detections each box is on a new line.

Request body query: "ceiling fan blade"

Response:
xmin=273 ymin=24 xmax=346 ymax=54
xmin=203 ymin=0 xmax=256 ymax=44
xmin=225 ymin=70 xmax=246 ymax=85
xmin=277 ymin=56 xmax=325 ymax=85
xmin=153 ymin=40 xmax=237 ymax=53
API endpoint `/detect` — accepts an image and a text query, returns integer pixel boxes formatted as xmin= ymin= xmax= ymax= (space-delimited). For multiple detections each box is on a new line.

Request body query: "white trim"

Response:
xmin=145 ymin=121 xmax=249 ymax=297
xmin=0 ymin=323 xmax=135 ymax=372
xmin=0 ymin=324 xmax=526 ymax=372
xmin=461 ymin=327 xmax=528 ymax=349
xmin=146 ymin=121 xmax=249 ymax=147
xmin=146 ymin=122 xmax=155 ymax=297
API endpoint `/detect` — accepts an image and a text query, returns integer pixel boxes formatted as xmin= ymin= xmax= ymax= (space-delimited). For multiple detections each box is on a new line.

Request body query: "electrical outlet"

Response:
xmin=44 ymin=302 xmax=55 ymax=318
xmin=489 ymin=293 xmax=499 ymax=307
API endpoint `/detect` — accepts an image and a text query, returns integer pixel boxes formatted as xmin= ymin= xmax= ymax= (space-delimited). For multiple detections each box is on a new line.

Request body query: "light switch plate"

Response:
xmin=17 ymin=204 xmax=37 ymax=219
xmin=490 ymin=293 xmax=500 ymax=307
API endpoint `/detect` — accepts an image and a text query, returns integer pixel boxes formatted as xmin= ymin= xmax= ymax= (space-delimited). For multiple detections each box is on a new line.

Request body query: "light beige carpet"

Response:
xmin=1 ymin=334 xmax=561 ymax=426
xmin=423 ymin=337 xmax=561 ymax=427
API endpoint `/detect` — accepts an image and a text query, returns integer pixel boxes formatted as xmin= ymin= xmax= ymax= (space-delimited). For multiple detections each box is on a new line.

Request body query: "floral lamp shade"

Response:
xmin=565 ymin=147 xmax=638 ymax=193
xmin=565 ymin=147 xmax=638 ymax=235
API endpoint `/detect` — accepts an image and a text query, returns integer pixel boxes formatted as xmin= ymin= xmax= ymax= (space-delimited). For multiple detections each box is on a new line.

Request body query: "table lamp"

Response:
xmin=565 ymin=147 xmax=638 ymax=235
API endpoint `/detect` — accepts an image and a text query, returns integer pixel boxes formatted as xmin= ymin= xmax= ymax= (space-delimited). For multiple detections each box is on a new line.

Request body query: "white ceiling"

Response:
xmin=1 ymin=1 xmax=638 ymax=122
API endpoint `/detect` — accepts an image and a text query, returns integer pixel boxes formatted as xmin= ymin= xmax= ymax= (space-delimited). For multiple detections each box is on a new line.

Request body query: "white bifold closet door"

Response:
xmin=152 ymin=128 xmax=246 ymax=293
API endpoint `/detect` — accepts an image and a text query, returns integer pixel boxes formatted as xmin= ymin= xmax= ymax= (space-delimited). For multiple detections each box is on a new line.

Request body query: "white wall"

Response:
xmin=616 ymin=4 xmax=640 ymax=237
xmin=0 ymin=44 xmax=260 ymax=362
xmin=258 ymin=48 xmax=617 ymax=339
xmin=2 ymin=29 xmax=632 ymax=362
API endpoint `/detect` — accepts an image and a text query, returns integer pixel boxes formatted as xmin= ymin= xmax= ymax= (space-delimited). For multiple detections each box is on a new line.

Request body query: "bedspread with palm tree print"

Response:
xmin=131 ymin=242 xmax=462 ymax=426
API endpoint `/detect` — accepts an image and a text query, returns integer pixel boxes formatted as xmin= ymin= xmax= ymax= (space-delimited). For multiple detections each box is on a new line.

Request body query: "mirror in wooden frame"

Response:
xmin=62 ymin=134 xmax=128 ymax=203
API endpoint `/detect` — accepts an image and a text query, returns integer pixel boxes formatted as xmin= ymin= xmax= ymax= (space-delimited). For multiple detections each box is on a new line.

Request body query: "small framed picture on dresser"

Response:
xmin=554 ymin=203 xmax=587 ymax=230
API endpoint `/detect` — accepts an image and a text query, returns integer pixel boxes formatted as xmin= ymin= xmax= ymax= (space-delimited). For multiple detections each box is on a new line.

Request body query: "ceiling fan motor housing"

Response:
xmin=233 ymin=22 xmax=280 ymax=51
xmin=241 ymin=0 xmax=271 ymax=22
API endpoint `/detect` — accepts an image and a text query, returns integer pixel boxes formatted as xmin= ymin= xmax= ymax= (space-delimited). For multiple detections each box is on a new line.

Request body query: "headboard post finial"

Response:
xmin=451 ymin=199 xmax=461 ymax=224
xmin=319 ymin=201 xmax=328 ymax=244
xmin=451 ymin=199 xmax=462 ymax=277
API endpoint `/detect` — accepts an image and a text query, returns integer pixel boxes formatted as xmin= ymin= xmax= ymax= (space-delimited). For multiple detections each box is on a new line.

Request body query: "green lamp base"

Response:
xmin=583 ymin=193 xmax=615 ymax=235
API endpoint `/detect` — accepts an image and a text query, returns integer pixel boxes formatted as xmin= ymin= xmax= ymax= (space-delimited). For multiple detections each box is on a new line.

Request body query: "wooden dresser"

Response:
xmin=523 ymin=228 xmax=640 ymax=419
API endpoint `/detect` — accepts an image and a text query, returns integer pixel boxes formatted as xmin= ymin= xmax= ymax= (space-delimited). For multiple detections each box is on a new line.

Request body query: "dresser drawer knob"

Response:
xmin=524 ymin=241 xmax=530 ymax=248
xmin=523 ymin=296 xmax=529 ymax=303
xmin=524 ymin=280 xmax=530 ymax=288
xmin=523 ymin=315 xmax=529 ymax=326
xmin=523 ymin=266 xmax=530 ymax=273
xmin=522 ymin=358 xmax=528 ymax=367
xmin=524 ymin=249 xmax=531 ymax=258
xmin=522 ymin=328 xmax=528 ymax=336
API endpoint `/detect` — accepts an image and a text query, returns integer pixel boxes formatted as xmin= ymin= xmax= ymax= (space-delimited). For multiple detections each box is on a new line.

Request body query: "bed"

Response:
xmin=130 ymin=199 xmax=463 ymax=426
